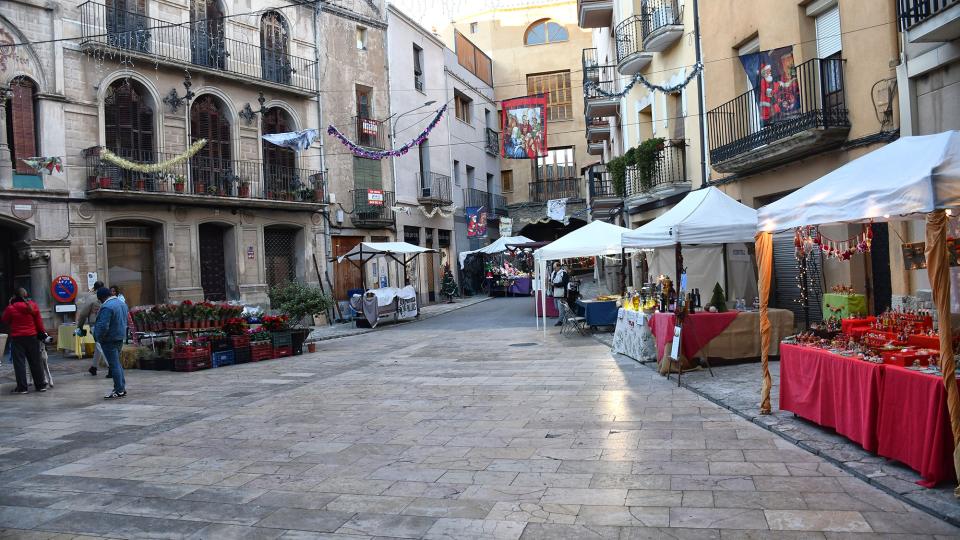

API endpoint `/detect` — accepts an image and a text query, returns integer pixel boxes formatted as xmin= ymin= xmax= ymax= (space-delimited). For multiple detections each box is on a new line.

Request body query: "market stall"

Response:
xmin=457 ymin=235 xmax=534 ymax=297
xmin=338 ymin=242 xmax=435 ymax=327
xmin=611 ymin=308 xmax=657 ymax=362
xmin=756 ymin=130 xmax=960 ymax=489
xmin=533 ymin=220 xmax=636 ymax=331
xmin=620 ymin=187 xmax=793 ymax=369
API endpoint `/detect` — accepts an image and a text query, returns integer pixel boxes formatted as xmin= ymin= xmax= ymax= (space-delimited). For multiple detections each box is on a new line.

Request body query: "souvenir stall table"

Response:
xmin=338 ymin=242 xmax=435 ymax=328
xmin=611 ymin=308 xmax=657 ymax=362
xmin=576 ymin=298 xmax=619 ymax=327
xmin=757 ymin=131 xmax=960 ymax=487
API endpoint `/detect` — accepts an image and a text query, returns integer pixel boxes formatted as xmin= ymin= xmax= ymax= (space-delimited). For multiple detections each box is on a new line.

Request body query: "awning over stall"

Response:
xmin=622 ymin=186 xmax=758 ymax=248
xmin=458 ymin=235 xmax=533 ymax=268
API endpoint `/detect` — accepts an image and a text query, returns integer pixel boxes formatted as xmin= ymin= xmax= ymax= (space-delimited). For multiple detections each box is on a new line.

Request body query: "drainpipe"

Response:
xmin=692 ymin=0 xmax=708 ymax=186
xmin=313 ymin=1 xmax=334 ymax=302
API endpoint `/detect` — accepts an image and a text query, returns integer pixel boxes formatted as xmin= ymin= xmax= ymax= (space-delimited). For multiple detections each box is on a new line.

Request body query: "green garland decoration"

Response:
xmin=100 ymin=139 xmax=207 ymax=173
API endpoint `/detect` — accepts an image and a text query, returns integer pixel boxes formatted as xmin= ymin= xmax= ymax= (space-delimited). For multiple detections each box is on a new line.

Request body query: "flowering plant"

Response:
xmin=248 ymin=328 xmax=272 ymax=342
xmin=223 ymin=317 xmax=247 ymax=336
xmin=261 ymin=314 xmax=290 ymax=332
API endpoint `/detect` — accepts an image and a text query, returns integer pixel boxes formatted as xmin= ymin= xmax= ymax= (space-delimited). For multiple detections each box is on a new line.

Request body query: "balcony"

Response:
xmin=417 ymin=172 xmax=453 ymax=206
xmin=587 ymin=164 xmax=621 ymax=208
xmin=582 ymin=48 xmax=600 ymax=83
xmin=625 ymin=141 xmax=690 ymax=201
xmin=898 ymin=0 xmax=960 ymax=41
xmin=584 ymin=64 xmax=620 ymax=118
xmin=529 ymin=178 xmax=581 ymax=203
xmin=586 ymin=118 xmax=611 ymax=142
xmin=84 ymin=148 xmax=325 ymax=209
xmin=642 ymin=0 xmax=684 ymax=52
xmin=485 ymin=128 xmax=500 ymax=156
xmin=354 ymin=117 xmax=388 ymax=150
xmin=578 ymin=0 xmax=614 ymax=28
xmin=464 ymin=188 xmax=509 ymax=218
xmin=588 ymin=141 xmax=605 ymax=155
xmin=614 ymin=15 xmax=653 ymax=76
xmin=706 ymin=57 xmax=850 ymax=174
xmin=78 ymin=2 xmax=316 ymax=94
xmin=350 ymin=189 xmax=396 ymax=229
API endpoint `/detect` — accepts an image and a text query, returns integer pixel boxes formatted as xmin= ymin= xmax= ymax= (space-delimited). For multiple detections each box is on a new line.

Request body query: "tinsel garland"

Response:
xmin=100 ymin=139 xmax=207 ymax=173
xmin=585 ymin=62 xmax=703 ymax=99
xmin=327 ymin=105 xmax=447 ymax=160
xmin=418 ymin=205 xmax=456 ymax=218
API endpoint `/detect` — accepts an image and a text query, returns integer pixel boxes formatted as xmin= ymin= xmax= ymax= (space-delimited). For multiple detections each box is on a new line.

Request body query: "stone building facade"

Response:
xmin=0 ymin=0 xmax=390 ymax=326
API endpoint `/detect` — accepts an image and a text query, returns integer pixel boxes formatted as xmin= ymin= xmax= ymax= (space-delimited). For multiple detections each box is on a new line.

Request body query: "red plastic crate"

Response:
xmin=174 ymin=355 xmax=212 ymax=372
xmin=273 ymin=345 xmax=292 ymax=359
xmin=250 ymin=342 xmax=273 ymax=362
xmin=229 ymin=335 xmax=250 ymax=349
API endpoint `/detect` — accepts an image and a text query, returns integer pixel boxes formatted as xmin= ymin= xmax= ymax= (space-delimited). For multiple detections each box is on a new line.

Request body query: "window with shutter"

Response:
xmin=106 ymin=0 xmax=148 ymax=52
xmin=7 ymin=77 xmax=38 ymax=175
xmin=262 ymin=107 xmax=297 ymax=197
xmin=191 ymin=0 xmax=226 ymax=69
xmin=815 ymin=6 xmax=842 ymax=59
xmin=104 ymin=79 xmax=154 ymax=161
xmin=526 ymin=71 xmax=572 ymax=121
xmin=261 ymin=12 xmax=291 ymax=84
xmin=190 ymin=95 xmax=233 ymax=194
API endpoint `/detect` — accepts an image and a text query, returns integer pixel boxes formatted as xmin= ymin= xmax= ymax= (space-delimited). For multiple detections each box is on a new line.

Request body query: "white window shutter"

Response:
xmin=815 ymin=6 xmax=841 ymax=58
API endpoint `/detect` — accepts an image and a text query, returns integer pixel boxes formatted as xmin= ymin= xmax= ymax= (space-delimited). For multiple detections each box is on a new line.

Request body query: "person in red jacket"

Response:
xmin=1 ymin=293 xmax=48 ymax=394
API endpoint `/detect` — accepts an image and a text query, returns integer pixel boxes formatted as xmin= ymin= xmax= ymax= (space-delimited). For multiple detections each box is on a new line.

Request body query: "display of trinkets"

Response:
xmin=831 ymin=284 xmax=856 ymax=295
xmin=873 ymin=307 xmax=934 ymax=336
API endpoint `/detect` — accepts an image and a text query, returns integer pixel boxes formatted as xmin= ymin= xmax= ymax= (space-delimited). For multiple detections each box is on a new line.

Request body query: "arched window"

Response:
xmin=261 ymin=12 xmax=291 ymax=84
xmin=524 ymin=19 xmax=569 ymax=45
xmin=191 ymin=0 xmax=226 ymax=69
xmin=104 ymin=79 xmax=154 ymax=160
xmin=106 ymin=0 xmax=149 ymax=52
xmin=261 ymin=107 xmax=297 ymax=199
xmin=190 ymin=95 xmax=233 ymax=195
xmin=5 ymin=77 xmax=39 ymax=177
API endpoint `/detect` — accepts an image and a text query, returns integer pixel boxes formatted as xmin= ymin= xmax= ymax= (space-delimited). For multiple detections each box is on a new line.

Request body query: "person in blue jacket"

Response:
xmin=93 ymin=287 xmax=128 ymax=399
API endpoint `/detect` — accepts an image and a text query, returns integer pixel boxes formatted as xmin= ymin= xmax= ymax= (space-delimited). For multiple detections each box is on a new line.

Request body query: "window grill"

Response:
xmin=264 ymin=227 xmax=297 ymax=288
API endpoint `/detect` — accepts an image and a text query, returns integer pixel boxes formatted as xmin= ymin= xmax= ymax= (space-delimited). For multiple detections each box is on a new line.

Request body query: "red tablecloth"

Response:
xmin=535 ymin=291 xmax=559 ymax=317
xmin=877 ymin=366 xmax=956 ymax=487
xmin=650 ymin=311 xmax=739 ymax=361
xmin=779 ymin=344 xmax=884 ymax=452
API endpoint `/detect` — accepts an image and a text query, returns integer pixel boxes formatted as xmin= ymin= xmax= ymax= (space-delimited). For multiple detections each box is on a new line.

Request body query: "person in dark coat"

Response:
xmin=1 ymin=293 xmax=48 ymax=394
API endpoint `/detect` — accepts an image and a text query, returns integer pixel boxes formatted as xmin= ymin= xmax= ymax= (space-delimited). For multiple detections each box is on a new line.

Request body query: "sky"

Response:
xmin=388 ymin=0 xmax=546 ymax=31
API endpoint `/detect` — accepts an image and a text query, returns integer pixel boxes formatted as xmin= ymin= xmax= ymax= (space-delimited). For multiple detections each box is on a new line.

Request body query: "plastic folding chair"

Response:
xmin=559 ymin=299 xmax=589 ymax=336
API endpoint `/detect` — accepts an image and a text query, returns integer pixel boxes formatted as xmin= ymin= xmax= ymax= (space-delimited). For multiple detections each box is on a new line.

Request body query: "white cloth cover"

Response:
xmin=622 ymin=187 xmax=758 ymax=248
xmin=338 ymin=242 xmax=434 ymax=263
xmin=534 ymin=220 xmax=633 ymax=262
xmin=647 ymin=246 xmax=726 ymax=299
xmin=547 ymin=198 xmax=567 ymax=222
xmin=458 ymin=235 xmax=533 ymax=268
xmin=758 ymin=131 xmax=960 ymax=231
xmin=366 ymin=285 xmax=417 ymax=307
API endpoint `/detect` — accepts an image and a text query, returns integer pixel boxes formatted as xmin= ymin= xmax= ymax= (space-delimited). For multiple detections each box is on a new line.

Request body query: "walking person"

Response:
xmin=76 ymin=281 xmax=105 ymax=376
xmin=1 ymin=293 xmax=48 ymax=394
xmin=17 ymin=288 xmax=54 ymax=388
xmin=550 ymin=262 xmax=570 ymax=327
xmin=94 ymin=287 xmax=128 ymax=399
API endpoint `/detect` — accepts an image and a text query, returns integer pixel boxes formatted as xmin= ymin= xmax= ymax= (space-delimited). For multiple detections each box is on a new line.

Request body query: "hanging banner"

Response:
xmin=367 ymin=189 xmax=384 ymax=206
xmin=501 ymin=94 xmax=548 ymax=159
xmin=499 ymin=217 xmax=513 ymax=237
xmin=546 ymin=198 xmax=567 ymax=222
xmin=466 ymin=207 xmax=488 ymax=238
xmin=738 ymin=46 xmax=799 ymax=126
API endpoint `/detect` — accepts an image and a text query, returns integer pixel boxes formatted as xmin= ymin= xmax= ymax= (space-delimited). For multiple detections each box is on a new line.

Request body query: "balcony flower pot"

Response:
xmin=134 ymin=178 xmax=145 ymax=191
xmin=195 ymin=182 xmax=207 ymax=195
xmin=314 ymin=188 xmax=324 ymax=202
xmin=98 ymin=177 xmax=112 ymax=189
xmin=173 ymin=182 xmax=185 ymax=193
xmin=239 ymin=183 xmax=250 ymax=198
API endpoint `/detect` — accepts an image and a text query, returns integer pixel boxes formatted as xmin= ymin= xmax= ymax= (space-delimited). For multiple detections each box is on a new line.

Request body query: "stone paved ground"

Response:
xmin=0 ymin=298 xmax=957 ymax=539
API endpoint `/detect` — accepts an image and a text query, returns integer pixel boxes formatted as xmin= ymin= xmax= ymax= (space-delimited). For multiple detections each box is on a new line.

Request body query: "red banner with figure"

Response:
xmin=501 ymin=94 xmax=548 ymax=159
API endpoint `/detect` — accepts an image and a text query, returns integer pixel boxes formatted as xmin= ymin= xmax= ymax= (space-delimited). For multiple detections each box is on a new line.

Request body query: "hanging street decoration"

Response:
xmin=466 ymin=207 xmax=488 ymax=238
xmin=20 ymin=156 xmax=63 ymax=175
xmin=327 ymin=104 xmax=447 ymax=160
xmin=584 ymin=62 xmax=703 ymax=99
xmin=501 ymin=94 xmax=548 ymax=159
xmin=795 ymin=224 xmax=873 ymax=262
xmin=100 ymin=139 xmax=207 ymax=173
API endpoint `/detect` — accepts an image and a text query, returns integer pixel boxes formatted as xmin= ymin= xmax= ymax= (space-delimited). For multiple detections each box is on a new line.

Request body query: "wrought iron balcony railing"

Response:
xmin=78 ymin=1 xmax=316 ymax=92
xmin=615 ymin=14 xmax=648 ymax=64
xmin=354 ymin=116 xmax=388 ymax=150
xmin=587 ymin=164 xmax=619 ymax=199
xmin=529 ymin=178 xmax=581 ymax=203
xmin=898 ymin=0 xmax=960 ymax=29
xmin=485 ymin=128 xmax=500 ymax=156
xmin=418 ymin=172 xmax=453 ymax=205
xmin=625 ymin=142 xmax=686 ymax=197
xmin=84 ymin=147 xmax=325 ymax=203
xmin=464 ymin=188 xmax=508 ymax=217
xmin=583 ymin=64 xmax=619 ymax=100
xmin=642 ymin=0 xmax=683 ymax=40
xmin=351 ymin=189 xmax=396 ymax=228
xmin=582 ymin=48 xmax=599 ymax=74
xmin=706 ymin=57 xmax=849 ymax=165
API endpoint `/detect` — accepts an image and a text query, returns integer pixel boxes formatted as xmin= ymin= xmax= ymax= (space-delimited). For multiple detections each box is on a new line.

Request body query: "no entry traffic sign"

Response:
xmin=51 ymin=275 xmax=78 ymax=303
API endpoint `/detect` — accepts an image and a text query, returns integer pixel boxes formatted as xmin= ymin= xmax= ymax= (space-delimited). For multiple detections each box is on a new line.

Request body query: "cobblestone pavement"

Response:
xmin=0 ymin=298 xmax=957 ymax=539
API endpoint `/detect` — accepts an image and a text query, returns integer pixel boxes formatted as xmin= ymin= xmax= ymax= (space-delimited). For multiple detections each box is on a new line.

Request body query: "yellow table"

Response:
xmin=57 ymin=324 xmax=96 ymax=358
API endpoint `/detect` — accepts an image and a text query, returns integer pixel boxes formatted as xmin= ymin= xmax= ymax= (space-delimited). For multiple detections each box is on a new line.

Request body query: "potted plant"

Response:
xmin=134 ymin=176 xmax=146 ymax=191
xmin=173 ymin=175 xmax=186 ymax=193
xmin=239 ymin=181 xmax=251 ymax=198
xmin=206 ymin=184 xmax=220 ymax=196
xmin=268 ymin=282 xmax=334 ymax=355
xmin=296 ymin=186 xmax=314 ymax=201
xmin=99 ymin=177 xmax=113 ymax=189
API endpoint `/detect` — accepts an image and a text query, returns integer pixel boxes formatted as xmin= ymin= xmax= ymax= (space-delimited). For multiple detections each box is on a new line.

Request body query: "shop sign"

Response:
xmin=362 ymin=119 xmax=379 ymax=136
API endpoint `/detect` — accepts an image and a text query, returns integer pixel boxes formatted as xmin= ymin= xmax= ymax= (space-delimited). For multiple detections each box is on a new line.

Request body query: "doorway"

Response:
xmin=869 ymin=223 xmax=892 ymax=314
xmin=333 ymin=235 xmax=363 ymax=300
xmin=0 ymin=222 xmax=29 ymax=300
xmin=106 ymin=222 xmax=159 ymax=307
xmin=199 ymin=223 xmax=228 ymax=301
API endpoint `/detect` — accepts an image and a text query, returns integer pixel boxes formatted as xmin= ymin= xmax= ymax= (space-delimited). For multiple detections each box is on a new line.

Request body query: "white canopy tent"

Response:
xmin=758 ymin=131 xmax=960 ymax=231
xmin=533 ymin=220 xmax=635 ymax=332
xmin=622 ymin=186 xmax=758 ymax=247
xmin=337 ymin=242 xmax=436 ymax=290
xmin=458 ymin=235 xmax=533 ymax=268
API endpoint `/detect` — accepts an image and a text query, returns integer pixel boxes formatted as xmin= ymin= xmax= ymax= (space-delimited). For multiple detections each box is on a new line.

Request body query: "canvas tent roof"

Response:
xmin=458 ymin=235 xmax=533 ymax=268
xmin=758 ymin=131 xmax=960 ymax=231
xmin=337 ymin=242 xmax=435 ymax=263
xmin=534 ymin=220 xmax=633 ymax=261
xmin=622 ymin=187 xmax=758 ymax=248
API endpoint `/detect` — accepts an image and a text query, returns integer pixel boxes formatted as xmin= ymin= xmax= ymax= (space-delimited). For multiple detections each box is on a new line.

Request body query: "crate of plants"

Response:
xmin=263 ymin=315 xmax=292 ymax=347
xmin=248 ymin=328 xmax=273 ymax=362
xmin=233 ymin=346 xmax=252 ymax=364
xmin=173 ymin=339 xmax=212 ymax=371
xmin=273 ymin=345 xmax=293 ymax=358
xmin=267 ymin=282 xmax=334 ymax=356
xmin=223 ymin=317 xmax=250 ymax=349
xmin=211 ymin=349 xmax=235 ymax=368
xmin=204 ymin=330 xmax=232 ymax=353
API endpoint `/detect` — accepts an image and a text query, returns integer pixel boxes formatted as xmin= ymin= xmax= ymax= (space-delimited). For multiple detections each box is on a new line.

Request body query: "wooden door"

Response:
xmin=199 ymin=224 xmax=227 ymax=301
xmin=333 ymin=236 xmax=363 ymax=301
